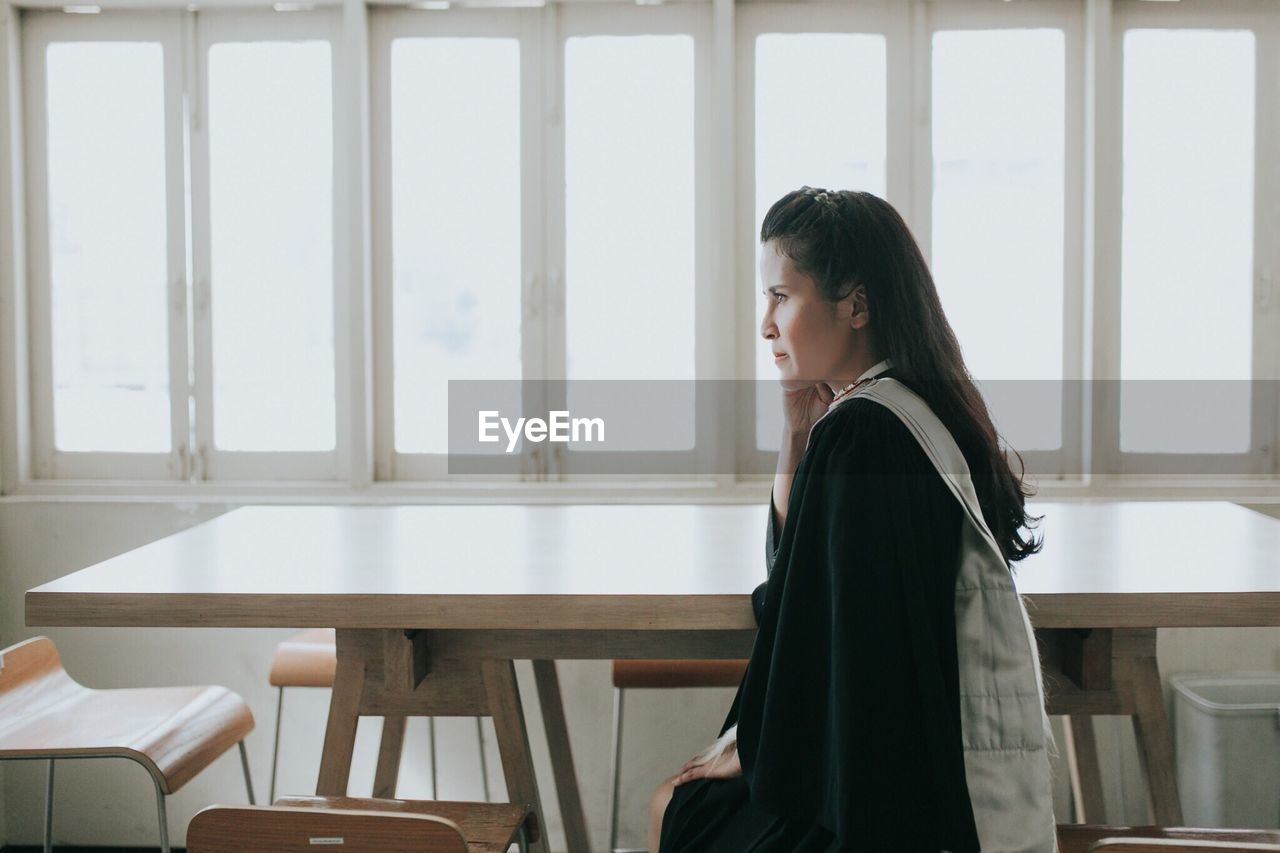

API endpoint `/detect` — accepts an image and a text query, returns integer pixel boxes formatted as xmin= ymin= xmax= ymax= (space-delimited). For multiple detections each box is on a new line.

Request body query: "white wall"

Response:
xmin=1 ymin=501 xmax=1277 ymax=848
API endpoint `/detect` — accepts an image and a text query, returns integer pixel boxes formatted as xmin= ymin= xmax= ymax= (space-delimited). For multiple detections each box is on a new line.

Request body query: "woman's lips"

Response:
xmin=773 ymin=353 xmax=788 ymax=361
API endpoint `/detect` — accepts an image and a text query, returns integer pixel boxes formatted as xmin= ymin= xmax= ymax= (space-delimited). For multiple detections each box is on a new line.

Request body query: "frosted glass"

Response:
xmin=932 ymin=29 xmax=1065 ymax=452
xmin=565 ymin=35 xmax=695 ymax=450
xmin=208 ymin=41 xmax=334 ymax=452
xmin=390 ymin=38 xmax=523 ymax=455
xmin=47 ymin=42 xmax=170 ymax=453
xmin=1119 ymin=29 xmax=1254 ymax=453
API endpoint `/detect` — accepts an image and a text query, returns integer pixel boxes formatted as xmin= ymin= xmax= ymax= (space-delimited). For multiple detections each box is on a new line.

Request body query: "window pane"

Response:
xmin=754 ymin=33 xmax=887 ymax=450
xmin=565 ymin=35 xmax=695 ymax=451
xmin=932 ymin=29 xmax=1065 ymax=452
xmin=208 ymin=41 xmax=334 ymax=451
xmin=1120 ymin=29 xmax=1254 ymax=453
xmin=391 ymin=38 xmax=523 ymax=455
xmin=47 ymin=42 xmax=170 ymax=453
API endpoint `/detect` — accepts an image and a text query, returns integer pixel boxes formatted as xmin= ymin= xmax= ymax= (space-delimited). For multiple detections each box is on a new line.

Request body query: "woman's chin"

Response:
xmin=778 ymin=376 xmax=814 ymax=392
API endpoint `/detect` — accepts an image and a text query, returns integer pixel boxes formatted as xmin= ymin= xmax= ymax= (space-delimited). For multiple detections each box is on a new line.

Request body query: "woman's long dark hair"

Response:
xmin=761 ymin=187 xmax=1042 ymax=563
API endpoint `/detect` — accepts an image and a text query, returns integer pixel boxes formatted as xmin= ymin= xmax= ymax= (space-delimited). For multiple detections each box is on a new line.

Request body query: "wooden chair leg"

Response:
xmin=533 ymin=660 xmax=590 ymax=853
xmin=483 ymin=660 xmax=549 ymax=853
xmin=1064 ymin=715 xmax=1107 ymax=823
xmin=317 ymin=630 xmax=368 ymax=796
xmin=373 ymin=715 xmax=407 ymax=799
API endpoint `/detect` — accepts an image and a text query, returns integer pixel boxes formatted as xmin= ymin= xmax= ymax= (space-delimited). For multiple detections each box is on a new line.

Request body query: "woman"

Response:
xmin=650 ymin=188 xmax=1056 ymax=852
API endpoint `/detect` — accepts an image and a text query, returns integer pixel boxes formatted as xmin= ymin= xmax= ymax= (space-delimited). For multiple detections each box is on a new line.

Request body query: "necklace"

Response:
xmin=829 ymin=376 xmax=874 ymax=407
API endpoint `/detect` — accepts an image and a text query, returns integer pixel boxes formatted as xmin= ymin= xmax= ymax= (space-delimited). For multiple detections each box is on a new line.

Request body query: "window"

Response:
xmin=45 ymin=40 xmax=171 ymax=455
xmin=931 ymin=28 xmax=1066 ymax=454
xmin=7 ymin=0 xmax=1280 ymax=496
xmin=1119 ymin=28 xmax=1255 ymax=457
xmin=206 ymin=39 xmax=335 ymax=454
xmin=388 ymin=36 xmax=523 ymax=457
xmin=21 ymin=9 xmax=340 ymax=482
xmin=752 ymin=31 xmax=888 ymax=452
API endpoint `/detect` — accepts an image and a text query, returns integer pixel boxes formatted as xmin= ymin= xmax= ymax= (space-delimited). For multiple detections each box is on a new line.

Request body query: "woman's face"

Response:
xmin=759 ymin=241 xmax=860 ymax=389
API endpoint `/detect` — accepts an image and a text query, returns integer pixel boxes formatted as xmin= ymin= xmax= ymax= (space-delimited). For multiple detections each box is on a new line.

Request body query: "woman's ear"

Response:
xmin=848 ymin=285 xmax=870 ymax=329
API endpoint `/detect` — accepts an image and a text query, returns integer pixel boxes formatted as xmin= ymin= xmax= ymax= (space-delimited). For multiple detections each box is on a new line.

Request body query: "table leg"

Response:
xmin=373 ymin=715 xmax=407 ymax=799
xmin=1063 ymin=715 xmax=1106 ymax=823
xmin=483 ymin=660 xmax=549 ymax=853
xmin=533 ymin=660 xmax=590 ymax=853
xmin=1119 ymin=652 xmax=1183 ymax=824
xmin=317 ymin=629 xmax=368 ymax=796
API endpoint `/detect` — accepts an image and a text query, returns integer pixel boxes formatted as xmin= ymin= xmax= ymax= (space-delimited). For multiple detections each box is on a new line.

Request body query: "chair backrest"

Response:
xmin=0 ymin=636 xmax=79 ymax=722
xmin=187 ymin=805 xmax=469 ymax=853
xmin=1086 ymin=840 xmax=1280 ymax=853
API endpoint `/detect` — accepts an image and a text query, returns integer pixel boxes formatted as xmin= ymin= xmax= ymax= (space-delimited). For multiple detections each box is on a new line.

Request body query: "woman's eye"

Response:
xmin=774 ymin=293 xmax=786 ymax=304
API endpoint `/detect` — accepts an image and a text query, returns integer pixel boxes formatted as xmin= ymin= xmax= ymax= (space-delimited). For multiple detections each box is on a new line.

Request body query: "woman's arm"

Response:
xmin=772 ymin=383 xmax=834 ymax=530
xmin=771 ymin=431 xmax=808 ymax=531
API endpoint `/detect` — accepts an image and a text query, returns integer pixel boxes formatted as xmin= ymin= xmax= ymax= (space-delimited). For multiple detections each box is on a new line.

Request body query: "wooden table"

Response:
xmin=26 ymin=501 xmax=1280 ymax=850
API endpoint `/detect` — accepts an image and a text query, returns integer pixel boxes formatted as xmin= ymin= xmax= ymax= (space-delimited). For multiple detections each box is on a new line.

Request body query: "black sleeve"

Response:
xmin=751 ymin=492 xmax=783 ymax=622
xmin=734 ymin=399 xmax=980 ymax=852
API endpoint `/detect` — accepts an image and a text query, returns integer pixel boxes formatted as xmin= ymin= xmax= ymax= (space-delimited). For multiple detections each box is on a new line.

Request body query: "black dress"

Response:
xmin=659 ymin=387 xmax=982 ymax=853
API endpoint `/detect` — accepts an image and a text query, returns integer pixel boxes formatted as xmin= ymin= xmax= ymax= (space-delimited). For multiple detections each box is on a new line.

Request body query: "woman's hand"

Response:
xmin=672 ymin=734 xmax=742 ymax=787
xmin=781 ymin=382 xmax=834 ymax=438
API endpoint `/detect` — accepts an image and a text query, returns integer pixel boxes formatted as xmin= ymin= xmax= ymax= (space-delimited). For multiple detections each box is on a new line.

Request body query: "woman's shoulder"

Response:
xmin=809 ymin=394 xmax=936 ymax=476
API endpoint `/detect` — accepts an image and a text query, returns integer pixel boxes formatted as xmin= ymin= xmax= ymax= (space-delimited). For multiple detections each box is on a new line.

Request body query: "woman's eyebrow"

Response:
xmin=763 ymin=285 xmax=787 ymax=296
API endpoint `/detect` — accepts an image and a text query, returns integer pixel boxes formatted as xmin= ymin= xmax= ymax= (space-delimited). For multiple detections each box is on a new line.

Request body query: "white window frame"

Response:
xmin=192 ymin=7 xmax=345 ymax=481
xmin=22 ymin=10 xmax=189 ymax=480
xmin=369 ymin=5 xmax=543 ymax=483
xmin=1099 ymin=0 xmax=1279 ymax=481
xmin=1 ymin=0 xmax=1278 ymax=502
xmin=736 ymin=0 xmax=1084 ymax=484
xmin=734 ymin=0 xmax=912 ymax=481
xmin=551 ymin=1 xmax=721 ymax=482
xmin=925 ymin=0 xmax=1085 ymax=485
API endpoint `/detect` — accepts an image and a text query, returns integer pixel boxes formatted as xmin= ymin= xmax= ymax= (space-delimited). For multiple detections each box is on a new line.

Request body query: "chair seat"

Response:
xmin=1058 ymin=825 xmax=1280 ymax=853
xmin=0 ymin=636 xmax=254 ymax=794
xmin=612 ymin=659 xmax=748 ymax=689
xmin=189 ymin=805 xmax=470 ymax=853
xmin=276 ymin=795 xmax=538 ymax=852
xmin=268 ymin=628 xmax=337 ymax=688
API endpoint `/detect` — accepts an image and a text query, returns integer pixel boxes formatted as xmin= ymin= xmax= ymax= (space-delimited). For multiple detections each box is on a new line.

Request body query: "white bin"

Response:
xmin=1172 ymin=673 xmax=1280 ymax=829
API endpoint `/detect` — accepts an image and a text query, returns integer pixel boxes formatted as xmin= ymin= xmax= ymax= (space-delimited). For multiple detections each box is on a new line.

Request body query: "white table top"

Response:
xmin=25 ymin=501 xmax=1280 ymax=630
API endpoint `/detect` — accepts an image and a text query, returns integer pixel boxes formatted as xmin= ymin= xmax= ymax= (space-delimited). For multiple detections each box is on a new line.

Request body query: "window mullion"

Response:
xmin=23 ymin=16 xmax=56 ymax=480
xmin=171 ymin=10 xmax=197 ymax=482
xmin=189 ymin=10 xmax=214 ymax=482
xmin=1254 ymin=17 xmax=1280 ymax=475
xmin=541 ymin=1 xmax=566 ymax=480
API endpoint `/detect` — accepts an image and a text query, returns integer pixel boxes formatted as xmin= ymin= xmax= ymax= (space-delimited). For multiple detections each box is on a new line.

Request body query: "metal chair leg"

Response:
xmin=476 ymin=716 xmax=491 ymax=802
xmin=151 ymin=772 xmax=170 ymax=853
xmin=428 ymin=716 xmax=438 ymax=799
xmin=238 ymin=740 xmax=256 ymax=804
xmin=43 ymin=759 xmax=54 ymax=853
xmin=607 ymin=686 xmax=626 ymax=853
xmin=518 ymin=822 xmax=529 ymax=853
xmin=269 ymin=686 xmax=283 ymax=803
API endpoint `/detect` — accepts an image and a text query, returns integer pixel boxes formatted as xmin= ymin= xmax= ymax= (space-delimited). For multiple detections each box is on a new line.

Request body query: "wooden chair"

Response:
xmin=0 ymin=635 xmax=255 ymax=853
xmin=1058 ymin=825 xmax=1280 ymax=853
xmin=188 ymin=805 xmax=470 ymax=853
xmin=607 ymin=659 xmax=748 ymax=853
xmin=268 ymin=628 xmax=490 ymax=802
xmin=274 ymin=794 xmax=537 ymax=852
xmin=1086 ymin=841 xmax=1280 ymax=852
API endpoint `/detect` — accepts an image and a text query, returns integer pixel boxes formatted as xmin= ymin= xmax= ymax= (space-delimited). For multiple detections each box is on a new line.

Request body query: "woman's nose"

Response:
xmin=760 ymin=309 xmax=777 ymax=340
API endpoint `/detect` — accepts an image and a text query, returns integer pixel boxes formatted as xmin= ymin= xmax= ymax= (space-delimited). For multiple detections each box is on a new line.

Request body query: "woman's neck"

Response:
xmin=823 ymin=354 xmax=889 ymax=396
